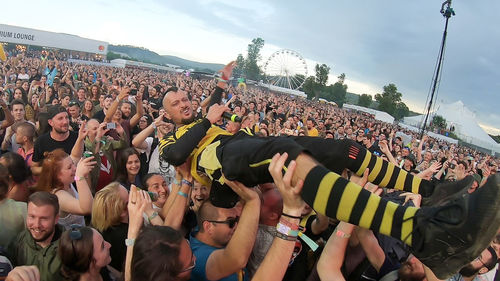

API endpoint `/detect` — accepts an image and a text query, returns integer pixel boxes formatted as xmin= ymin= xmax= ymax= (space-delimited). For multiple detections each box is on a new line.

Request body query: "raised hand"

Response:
xmin=206 ymin=104 xmax=229 ymax=124
xmin=218 ymin=61 xmax=237 ymax=81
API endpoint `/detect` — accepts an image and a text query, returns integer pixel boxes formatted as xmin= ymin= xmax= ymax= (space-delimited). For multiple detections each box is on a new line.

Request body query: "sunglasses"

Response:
xmin=206 ymin=217 xmax=239 ymax=228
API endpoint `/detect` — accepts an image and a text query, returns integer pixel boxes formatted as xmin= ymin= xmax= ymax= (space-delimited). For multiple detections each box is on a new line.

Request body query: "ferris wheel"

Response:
xmin=263 ymin=49 xmax=308 ymax=90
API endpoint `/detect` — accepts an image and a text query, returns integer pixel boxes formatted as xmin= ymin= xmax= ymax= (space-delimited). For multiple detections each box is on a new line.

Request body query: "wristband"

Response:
xmin=279 ymin=218 xmax=299 ymax=230
xmin=274 ymin=231 xmax=298 ymax=241
xmin=177 ymin=191 xmax=188 ymax=198
xmin=216 ymin=77 xmax=228 ymax=83
xmin=335 ymin=229 xmax=351 ymax=239
xmin=181 ymin=179 xmax=193 ymax=187
xmin=152 ymin=122 xmax=157 ymax=129
xmin=125 ymin=238 xmax=135 ymax=246
xmin=173 ymin=178 xmax=181 ymax=186
xmin=148 ymin=211 xmax=159 ymax=222
xmin=74 ymin=175 xmax=86 ymax=181
xmin=276 ymin=222 xmax=299 ymax=237
xmin=282 ymin=213 xmax=302 ymax=220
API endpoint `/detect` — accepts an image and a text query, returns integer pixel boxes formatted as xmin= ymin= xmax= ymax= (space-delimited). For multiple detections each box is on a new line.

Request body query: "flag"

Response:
xmin=0 ymin=45 xmax=6 ymax=61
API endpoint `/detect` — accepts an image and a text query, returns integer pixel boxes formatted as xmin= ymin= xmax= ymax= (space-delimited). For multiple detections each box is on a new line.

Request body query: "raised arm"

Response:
xmin=252 ymin=153 xmax=305 ymax=281
xmin=417 ymin=135 xmax=427 ymax=163
xmin=0 ymin=99 xmax=14 ymax=129
xmin=105 ymin=87 xmax=129 ymax=123
xmin=129 ymin=91 xmax=143 ymax=128
xmin=56 ymin=156 xmax=96 ymax=215
xmin=205 ymin=180 xmax=260 ymax=280
xmin=163 ymin=162 xmax=192 ymax=229
xmin=124 ymin=185 xmax=146 ymax=281
xmin=317 ymin=222 xmax=354 ymax=281
xmin=132 ymin=115 xmax=163 ymax=150
xmin=70 ymin=121 xmax=88 ymax=163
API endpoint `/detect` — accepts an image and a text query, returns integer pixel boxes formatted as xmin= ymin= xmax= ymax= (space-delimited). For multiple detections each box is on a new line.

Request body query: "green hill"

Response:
xmin=108 ymin=45 xmax=224 ymax=72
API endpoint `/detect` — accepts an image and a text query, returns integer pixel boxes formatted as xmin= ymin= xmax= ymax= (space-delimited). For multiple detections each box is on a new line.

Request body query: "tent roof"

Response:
xmin=403 ymin=101 xmax=500 ymax=152
xmin=343 ymin=104 xmax=395 ymax=123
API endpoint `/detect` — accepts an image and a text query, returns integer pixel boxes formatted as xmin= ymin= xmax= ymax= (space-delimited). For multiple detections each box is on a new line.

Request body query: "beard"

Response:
xmin=54 ymin=126 xmax=68 ymax=134
xmin=181 ymin=115 xmax=195 ymax=125
xmin=30 ymin=228 xmax=55 ymax=243
xmin=459 ymin=263 xmax=480 ymax=277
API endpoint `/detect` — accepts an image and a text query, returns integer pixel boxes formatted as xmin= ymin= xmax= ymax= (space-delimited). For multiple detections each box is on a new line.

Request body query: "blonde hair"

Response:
xmin=91 ymin=182 xmax=126 ymax=232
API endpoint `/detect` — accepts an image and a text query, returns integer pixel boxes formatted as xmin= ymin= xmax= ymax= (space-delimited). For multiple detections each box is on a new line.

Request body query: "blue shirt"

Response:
xmin=189 ymin=234 xmax=247 ymax=281
xmin=44 ymin=66 xmax=58 ymax=86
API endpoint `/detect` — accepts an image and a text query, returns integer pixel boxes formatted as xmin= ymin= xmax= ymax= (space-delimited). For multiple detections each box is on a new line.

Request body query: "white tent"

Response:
xmin=403 ymin=101 xmax=500 ymax=153
xmin=343 ymin=104 xmax=395 ymax=124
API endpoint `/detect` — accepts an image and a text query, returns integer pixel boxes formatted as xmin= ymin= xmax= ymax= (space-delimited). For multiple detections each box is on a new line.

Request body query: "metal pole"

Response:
xmin=419 ymin=0 xmax=455 ymax=139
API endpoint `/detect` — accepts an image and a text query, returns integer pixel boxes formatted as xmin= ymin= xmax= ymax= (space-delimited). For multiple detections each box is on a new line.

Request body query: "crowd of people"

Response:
xmin=0 ymin=49 xmax=499 ymax=281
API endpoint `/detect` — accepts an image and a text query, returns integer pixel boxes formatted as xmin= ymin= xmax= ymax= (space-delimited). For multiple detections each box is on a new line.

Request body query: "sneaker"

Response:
xmin=423 ymin=176 xmax=474 ymax=206
xmin=209 ymin=181 xmax=240 ymax=209
xmin=410 ymin=174 xmax=500 ymax=279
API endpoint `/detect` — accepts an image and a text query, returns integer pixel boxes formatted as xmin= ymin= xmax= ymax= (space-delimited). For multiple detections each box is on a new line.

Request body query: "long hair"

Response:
xmin=81 ymin=99 xmax=94 ymax=118
xmin=36 ymin=149 xmax=68 ymax=193
xmin=58 ymin=226 xmax=94 ymax=281
xmin=91 ymin=182 xmax=126 ymax=232
xmin=114 ymin=148 xmax=141 ymax=184
xmin=131 ymin=226 xmax=184 ymax=281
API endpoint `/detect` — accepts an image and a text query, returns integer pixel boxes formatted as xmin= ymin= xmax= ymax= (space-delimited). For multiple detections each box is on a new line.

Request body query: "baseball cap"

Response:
xmin=47 ymin=105 xmax=67 ymax=119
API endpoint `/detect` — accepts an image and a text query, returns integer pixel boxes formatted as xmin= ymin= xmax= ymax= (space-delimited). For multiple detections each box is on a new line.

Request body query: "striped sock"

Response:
xmin=301 ymin=165 xmax=419 ymax=246
xmin=347 ymin=143 xmax=434 ymax=197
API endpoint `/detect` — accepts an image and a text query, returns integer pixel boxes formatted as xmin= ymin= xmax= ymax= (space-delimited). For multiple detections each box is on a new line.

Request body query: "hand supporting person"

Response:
xmin=252 ymin=152 xmax=305 ymax=281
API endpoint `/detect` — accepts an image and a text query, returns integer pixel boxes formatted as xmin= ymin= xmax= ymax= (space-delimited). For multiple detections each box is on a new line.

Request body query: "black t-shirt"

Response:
xmin=93 ymin=110 xmax=105 ymax=123
xmin=102 ymin=223 xmax=128 ymax=272
xmin=33 ymin=131 xmax=79 ymax=162
xmin=284 ymin=215 xmax=322 ymax=281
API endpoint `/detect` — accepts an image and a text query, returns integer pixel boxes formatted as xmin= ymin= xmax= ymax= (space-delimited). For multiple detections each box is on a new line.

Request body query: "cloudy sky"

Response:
xmin=3 ymin=0 xmax=499 ymax=134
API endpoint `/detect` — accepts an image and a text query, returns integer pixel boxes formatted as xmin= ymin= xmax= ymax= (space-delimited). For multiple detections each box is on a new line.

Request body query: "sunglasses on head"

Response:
xmin=206 ymin=217 xmax=240 ymax=228
xmin=69 ymin=224 xmax=83 ymax=258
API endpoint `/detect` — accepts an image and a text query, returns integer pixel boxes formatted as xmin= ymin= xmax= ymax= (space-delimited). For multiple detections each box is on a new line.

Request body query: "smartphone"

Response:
xmin=129 ymin=89 xmax=138 ymax=95
xmin=449 ymin=163 xmax=456 ymax=169
xmin=106 ymin=122 xmax=116 ymax=130
xmin=148 ymin=191 xmax=159 ymax=202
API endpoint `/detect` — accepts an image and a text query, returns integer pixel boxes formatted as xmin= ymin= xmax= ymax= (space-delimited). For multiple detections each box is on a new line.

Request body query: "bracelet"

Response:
xmin=335 ymin=229 xmax=351 ymax=239
xmin=74 ymin=175 xmax=86 ymax=181
xmin=148 ymin=211 xmax=159 ymax=222
xmin=276 ymin=222 xmax=299 ymax=237
xmin=177 ymin=191 xmax=188 ymax=198
xmin=181 ymin=179 xmax=193 ymax=187
xmin=173 ymin=178 xmax=181 ymax=186
xmin=216 ymin=77 xmax=228 ymax=83
xmin=279 ymin=218 xmax=299 ymax=230
xmin=152 ymin=122 xmax=157 ymax=129
xmin=274 ymin=230 xmax=297 ymax=241
xmin=282 ymin=213 xmax=302 ymax=220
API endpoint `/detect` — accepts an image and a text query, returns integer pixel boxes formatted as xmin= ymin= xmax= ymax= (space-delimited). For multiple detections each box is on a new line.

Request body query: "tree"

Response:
xmin=324 ymin=74 xmax=348 ymax=107
xmin=244 ymin=38 xmax=265 ymax=81
xmin=358 ymin=94 xmax=372 ymax=107
xmin=374 ymin=83 xmax=410 ymax=120
xmin=432 ymin=115 xmax=447 ymax=130
xmin=375 ymin=83 xmax=402 ymax=115
xmin=106 ymin=51 xmax=122 ymax=61
xmin=338 ymin=73 xmax=346 ymax=84
xmin=234 ymin=53 xmax=246 ymax=77
xmin=315 ymin=64 xmax=330 ymax=86
xmin=302 ymin=76 xmax=318 ymax=100
xmin=394 ymin=102 xmax=410 ymax=120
